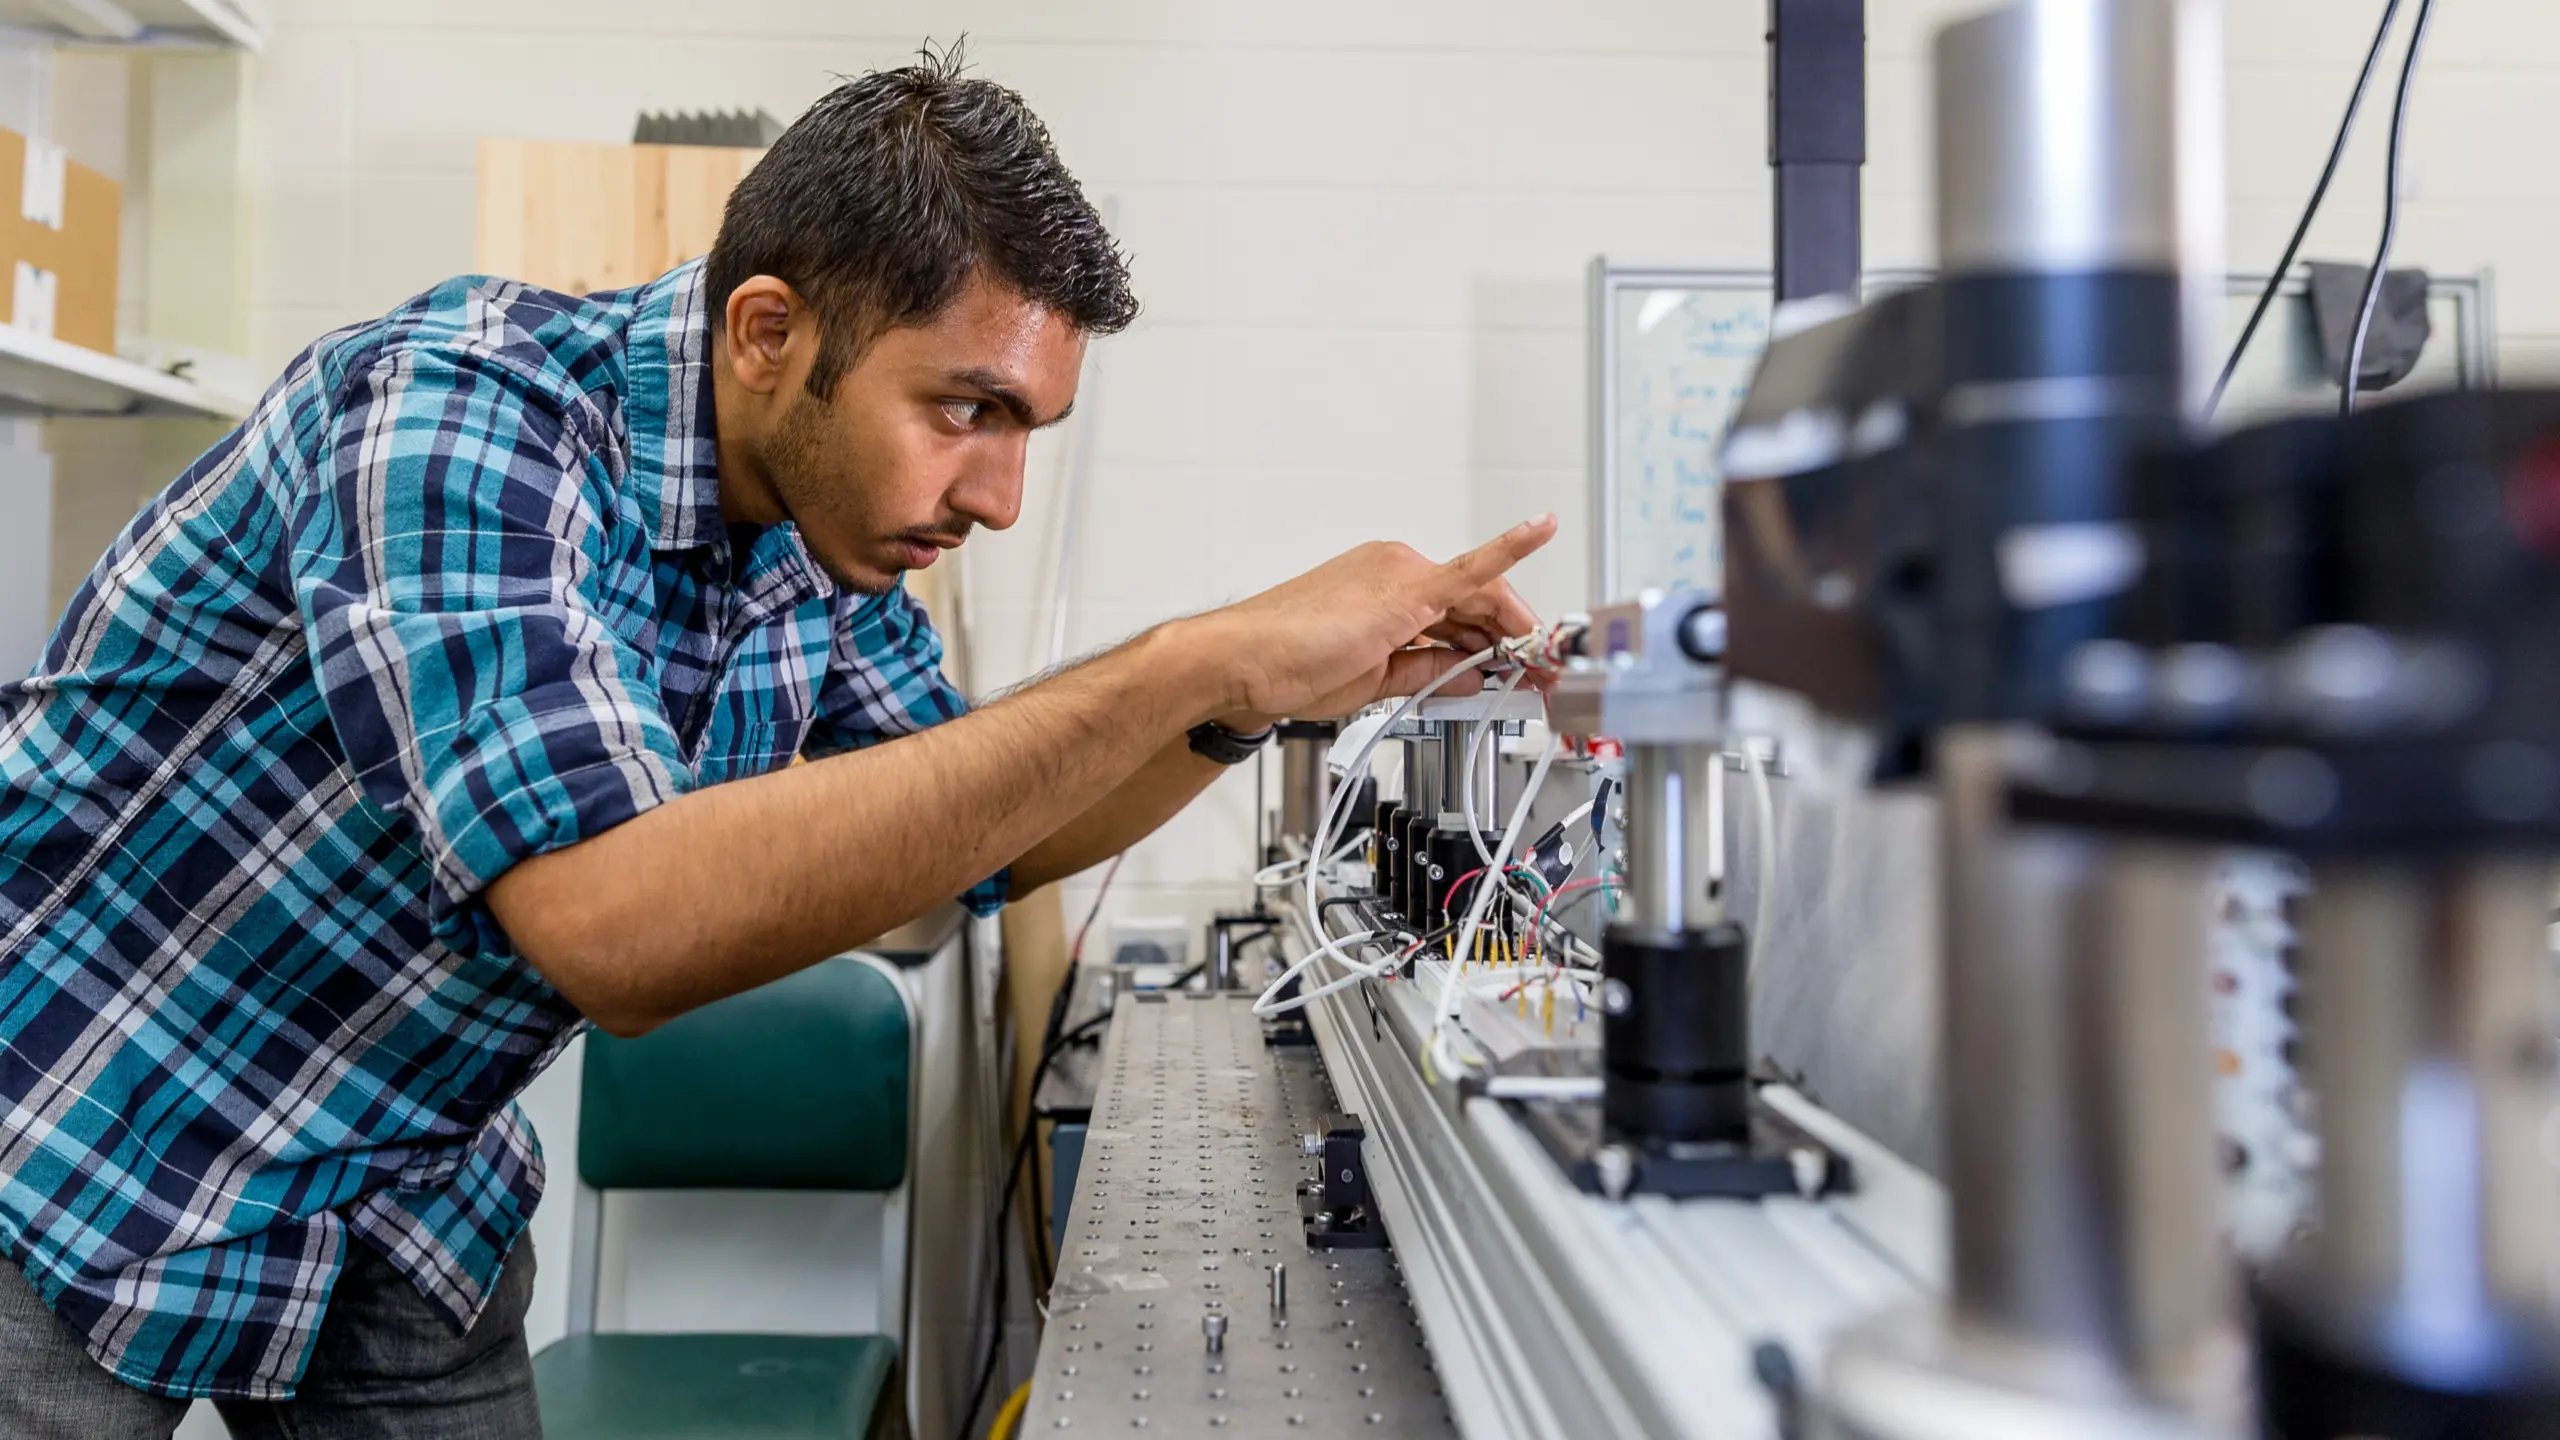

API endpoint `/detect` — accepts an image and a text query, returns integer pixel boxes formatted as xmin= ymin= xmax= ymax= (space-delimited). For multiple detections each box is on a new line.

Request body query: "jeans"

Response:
xmin=0 ymin=1238 xmax=543 ymax=1440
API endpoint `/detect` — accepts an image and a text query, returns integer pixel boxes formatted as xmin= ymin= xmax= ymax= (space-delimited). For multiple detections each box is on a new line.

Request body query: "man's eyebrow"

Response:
xmin=950 ymin=368 xmax=1074 ymax=429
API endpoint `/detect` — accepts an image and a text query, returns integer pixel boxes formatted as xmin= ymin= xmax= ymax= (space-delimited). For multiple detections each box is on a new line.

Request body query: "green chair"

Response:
xmin=533 ymin=955 xmax=917 ymax=1440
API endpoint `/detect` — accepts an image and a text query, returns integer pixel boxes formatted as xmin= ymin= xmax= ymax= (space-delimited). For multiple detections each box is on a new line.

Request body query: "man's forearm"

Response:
xmin=1007 ymin=735 xmax=1228 ymax=896
xmin=490 ymin=621 xmax=1236 ymax=1034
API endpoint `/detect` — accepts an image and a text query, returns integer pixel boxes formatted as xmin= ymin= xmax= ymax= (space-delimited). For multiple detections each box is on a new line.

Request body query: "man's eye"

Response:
xmin=941 ymin=400 xmax=987 ymax=428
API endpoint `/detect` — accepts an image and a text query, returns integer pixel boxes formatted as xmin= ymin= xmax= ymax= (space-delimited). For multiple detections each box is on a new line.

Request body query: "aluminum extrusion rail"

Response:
xmin=1284 ymin=895 xmax=1945 ymax=1440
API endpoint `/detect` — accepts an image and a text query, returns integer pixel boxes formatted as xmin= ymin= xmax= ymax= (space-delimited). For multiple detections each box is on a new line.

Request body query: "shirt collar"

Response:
xmin=622 ymin=258 xmax=724 ymax=552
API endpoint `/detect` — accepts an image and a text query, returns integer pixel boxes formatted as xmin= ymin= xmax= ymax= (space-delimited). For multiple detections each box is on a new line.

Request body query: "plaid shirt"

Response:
xmin=0 ymin=259 xmax=1003 ymax=1400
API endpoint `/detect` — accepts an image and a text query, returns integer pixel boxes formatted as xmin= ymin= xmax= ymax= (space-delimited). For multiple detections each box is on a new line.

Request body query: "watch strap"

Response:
xmin=1187 ymin=719 xmax=1275 ymax=766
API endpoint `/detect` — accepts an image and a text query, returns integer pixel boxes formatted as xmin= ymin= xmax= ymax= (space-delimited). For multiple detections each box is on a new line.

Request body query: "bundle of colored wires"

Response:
xmin=1254 ymin=645 xmax=1504 ymax=1019
xmin=1424 ymin=733 xmax=1562 ymax=1081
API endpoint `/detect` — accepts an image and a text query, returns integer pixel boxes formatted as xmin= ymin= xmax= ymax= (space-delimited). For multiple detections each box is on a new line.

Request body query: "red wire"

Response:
xmin=1531 ymin=876 xmax=1617 ymax=964
xmin=1443 ymin=861 xmax=1543 ymax=914
xmin=1068 ymin=853 xmax=1126 ymax=966
xmin=1442 ymin=867 xmax=1487 ymax=913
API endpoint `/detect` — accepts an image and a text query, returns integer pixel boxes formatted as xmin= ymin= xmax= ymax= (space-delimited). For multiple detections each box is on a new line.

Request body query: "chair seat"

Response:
xmin=534 ymin=1332 xmax=897 ymax=1440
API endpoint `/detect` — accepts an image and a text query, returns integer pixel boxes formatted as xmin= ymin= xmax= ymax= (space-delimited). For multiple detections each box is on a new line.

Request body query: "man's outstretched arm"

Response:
xmin=1002 ymin=731 xmax=1225 ymax=899
xmin=487 ymin=519 xmax=1553 ymax=1036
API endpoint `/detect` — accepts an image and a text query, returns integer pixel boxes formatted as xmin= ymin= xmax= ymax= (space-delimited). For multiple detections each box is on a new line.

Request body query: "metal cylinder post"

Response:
xmin=2254 ymin=859 xmax=2560 ymax=1436
xmin=1278 ymin=727 xmax=1335 ymax=845
xmin=1938 ymin=741 xmax=2232 ymax=1396
xmin=1620 ymin=742 xmax=1721 ymax=934
xmin=1436 ymin=720 xmax=1501 ymax=831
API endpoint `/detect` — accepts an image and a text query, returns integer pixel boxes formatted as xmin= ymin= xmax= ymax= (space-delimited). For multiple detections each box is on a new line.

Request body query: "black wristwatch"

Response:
xmin=1187 ymin=719 xmax=1276 ymax=766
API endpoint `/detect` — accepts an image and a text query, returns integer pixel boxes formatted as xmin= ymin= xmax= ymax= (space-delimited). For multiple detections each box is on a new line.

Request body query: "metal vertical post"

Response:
xmin=1768 ymin=0 xmax=1866 ymax=303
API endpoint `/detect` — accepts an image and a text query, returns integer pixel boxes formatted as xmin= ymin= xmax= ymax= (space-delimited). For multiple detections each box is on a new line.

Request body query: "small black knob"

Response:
xmin=1677 ymin=605 xmax=1728 ymax=662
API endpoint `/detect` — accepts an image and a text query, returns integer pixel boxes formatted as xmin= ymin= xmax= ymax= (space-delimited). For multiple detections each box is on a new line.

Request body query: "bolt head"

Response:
xmin=1788 ymin=1146 xmax=1825 ymax=1198
xmin=1593 ymin=1143 xmax=1636 ymax=1201
xmin=1600 ymin=978 xmax=1634 ymax=1016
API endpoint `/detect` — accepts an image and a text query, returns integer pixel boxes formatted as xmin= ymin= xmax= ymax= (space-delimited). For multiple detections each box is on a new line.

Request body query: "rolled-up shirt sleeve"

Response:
xmin=805 ymin=585 xmax=1008 ymax=915
xmin=290 ymin=344 xmax=694 ymax=955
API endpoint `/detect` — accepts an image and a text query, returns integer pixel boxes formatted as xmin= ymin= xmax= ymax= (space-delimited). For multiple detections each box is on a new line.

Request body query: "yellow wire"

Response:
xmin=991 ymin=1379 xmax=1033 ymax=1440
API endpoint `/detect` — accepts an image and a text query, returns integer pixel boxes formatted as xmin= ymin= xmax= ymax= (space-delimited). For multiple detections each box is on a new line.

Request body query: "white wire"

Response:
xmin=1481 ymin=1075 xmax=1604 ymax=1102
xmin=1254 ymin=647 xmax=1502 ymax=1019
xmin=1744 ymin=742 xmax=1778 ymax=975
xmin=1426 ymin=734 xmax=1561 ymax=1079
xmin=1461 ymin=668 xmax=1528 ymax=868
xmin=1251 ymin=831 xmax=1371 ymax=890
xmin=1251 ymin=926 xmax=1397 ymax=1016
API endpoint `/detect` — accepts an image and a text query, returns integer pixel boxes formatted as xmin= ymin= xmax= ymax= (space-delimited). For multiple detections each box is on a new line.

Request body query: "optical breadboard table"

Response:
xmin=1022 ymin=991 xmax=1457 ymax=1436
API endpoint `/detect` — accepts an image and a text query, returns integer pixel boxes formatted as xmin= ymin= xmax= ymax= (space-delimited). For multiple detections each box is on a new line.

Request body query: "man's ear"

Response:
xmin=722 ymin=276 xmax=805 ymax=395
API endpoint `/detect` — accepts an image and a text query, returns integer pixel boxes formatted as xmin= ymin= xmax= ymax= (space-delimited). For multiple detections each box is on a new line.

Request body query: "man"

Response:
xmin=0 ymin=52 xmax=1552 ymax=1439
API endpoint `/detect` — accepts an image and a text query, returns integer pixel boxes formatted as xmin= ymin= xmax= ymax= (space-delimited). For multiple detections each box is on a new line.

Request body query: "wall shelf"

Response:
xmin=0 ymin=323 xmax=251 ymax=420
xmin=0 ymin=0 xmax=264 ymax=52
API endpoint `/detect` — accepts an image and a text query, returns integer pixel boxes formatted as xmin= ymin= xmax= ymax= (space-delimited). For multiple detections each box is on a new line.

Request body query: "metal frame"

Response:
xmin=1018 ymin=993 xmax=1452 ymax=1437
xmin=1589 ymin=263 xmax=2498 ymax=605
xmin=2221 ymin=266 xmax=2497 ymax=392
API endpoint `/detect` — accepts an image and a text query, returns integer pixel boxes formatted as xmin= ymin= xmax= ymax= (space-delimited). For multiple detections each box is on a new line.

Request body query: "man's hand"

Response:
xmin=1194 ymin=514 xmax=1557 ymax=721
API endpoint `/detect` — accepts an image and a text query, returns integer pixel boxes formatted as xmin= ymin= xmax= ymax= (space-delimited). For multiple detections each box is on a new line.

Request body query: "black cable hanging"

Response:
xmin=2342 ymin=0 xmax=2439 ymax=416
xmin=2207 ymin=0 xmax=2405 ymax=419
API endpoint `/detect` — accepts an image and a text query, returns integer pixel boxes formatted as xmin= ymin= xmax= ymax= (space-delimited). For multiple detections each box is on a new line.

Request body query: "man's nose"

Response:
xmin=949 ymin=439 xmax=1026 ymax=532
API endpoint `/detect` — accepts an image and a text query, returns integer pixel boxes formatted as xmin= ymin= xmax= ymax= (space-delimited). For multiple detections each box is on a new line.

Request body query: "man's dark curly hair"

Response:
xmin=705 ymin=41 xmax=1138 ymax=397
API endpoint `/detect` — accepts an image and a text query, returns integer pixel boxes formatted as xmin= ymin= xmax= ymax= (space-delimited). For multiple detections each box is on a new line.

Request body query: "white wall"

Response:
xmin=93 ymin=1 xmax=2560 ymax=1429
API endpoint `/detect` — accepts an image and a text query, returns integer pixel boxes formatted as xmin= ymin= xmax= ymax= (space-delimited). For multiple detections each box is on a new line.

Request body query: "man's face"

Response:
xmin=749 ymin=272 xmax=1086 ymax=595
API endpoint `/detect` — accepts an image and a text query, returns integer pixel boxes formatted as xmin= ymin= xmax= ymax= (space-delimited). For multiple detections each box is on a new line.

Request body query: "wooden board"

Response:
xmin=475 ymin=139 xmax=761 ymax=296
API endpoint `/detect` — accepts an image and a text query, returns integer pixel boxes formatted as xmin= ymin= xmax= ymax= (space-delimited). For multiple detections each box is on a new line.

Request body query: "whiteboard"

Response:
xmin=1587 ymin=261 xmax=2497 ymax=607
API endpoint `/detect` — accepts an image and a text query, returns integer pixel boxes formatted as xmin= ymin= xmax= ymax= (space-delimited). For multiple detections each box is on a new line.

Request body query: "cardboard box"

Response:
xmin=0 ymin=125 xmax=120 ymax=355
xmin=477 ymin=139 xmax=762 ymax=298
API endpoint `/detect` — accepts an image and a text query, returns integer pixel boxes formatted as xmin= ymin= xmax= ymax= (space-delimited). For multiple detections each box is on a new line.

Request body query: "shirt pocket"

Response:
xmin=693 ymin=718 xmax=808 ymax=785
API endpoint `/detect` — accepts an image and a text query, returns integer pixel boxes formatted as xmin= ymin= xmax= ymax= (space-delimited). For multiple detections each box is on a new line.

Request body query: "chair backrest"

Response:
xmin=577 ymin=955 xmax=910 ymax=1193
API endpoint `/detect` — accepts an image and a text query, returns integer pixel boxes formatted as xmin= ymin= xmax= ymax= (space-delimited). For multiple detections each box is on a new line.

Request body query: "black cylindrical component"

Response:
xmin=2254 ymin=1279 xmax=2560 ymax=1440
xmin=1401 ymin=813 xmax=1438 ymax=928
xmin=1600 ymin=922 xmax=1752 ymax=1144
xmin=1374 ymin=801 xmax=1408 ymax=912
xmin=1425 ymin=828 xmax=1503 ymax=935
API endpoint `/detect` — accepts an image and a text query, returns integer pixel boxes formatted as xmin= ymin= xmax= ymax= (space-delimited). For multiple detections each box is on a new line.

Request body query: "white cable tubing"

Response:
xmin=1481 ymin=1075 xmax=1605 ymax=1102
xmin=1456 ymin=670 xmax=1562 ymax=932
xmin=1744 ymin=743 xmax=1778 ymax=975
xmin=1251 ymin=831 xmax=1372 ymax=890
xmin=1426 ymin=735 xmax=1561 ymax=1078
xmin=1252 ymin=647 xmax=1504 ymax=1019
xmin=1460 ymin=668 xmax=1529 ymax=869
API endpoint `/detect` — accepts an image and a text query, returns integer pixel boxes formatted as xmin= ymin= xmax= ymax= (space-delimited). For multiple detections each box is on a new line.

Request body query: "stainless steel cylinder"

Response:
xmin=1402 ymin=735 xmax=1442 ymax=822
xmin=1436 ymin=720 xmax=1501 ymax=830
xmin=1927 ymin=728 xmax=2236 ymax=1412
xmin=1621 ymin=742 xmax=1722 ymax=933
xmin=1936 ymin=0 xmax=2224 ymax=410
xmin=1937 ymin=0 xmax=2181 ymax=273
xmin=1278 ymin=733 xmax=1332 ymax=844
xmin=2291 ymin=860 xmax=2560 ymax=1333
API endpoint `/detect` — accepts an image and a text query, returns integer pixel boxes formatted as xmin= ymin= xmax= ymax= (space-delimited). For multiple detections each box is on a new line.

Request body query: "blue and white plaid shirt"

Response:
xmin=0 ymin=259 xmax=1003 ymax=1399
